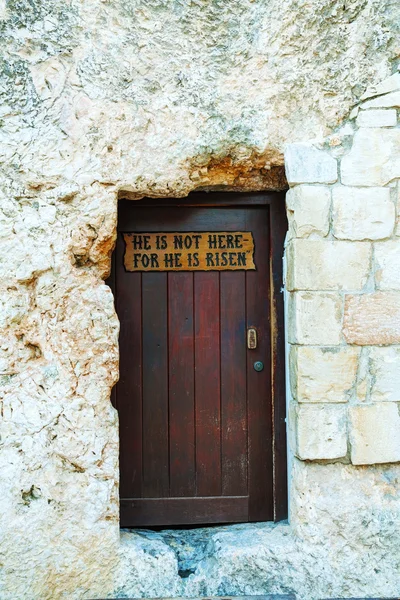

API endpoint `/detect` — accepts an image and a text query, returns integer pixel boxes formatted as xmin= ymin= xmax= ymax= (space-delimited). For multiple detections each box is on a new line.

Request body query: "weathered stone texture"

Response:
xmin=285 ymin=144 xmax=338 ymax=184
xmin=332 ymin=186 xmax=394 ymax=240
xmin=286 ymin=239 xmax=371 ymax=291
xmin=343 ymin=292 xmax=400 ymax=345
xmin=356 ymin=108 xmax=397 ymax=128
xmin=2 ymin=0 xmax=396 ymax=196
xmin=397 ymin=184 xmax=400 ymax=237
xmin=369 ymin=346 xmax=400 ymax=402
xmin=290 ymin=346 xmax=359 ymax=403
xmin=349 ymin=403 xmax=400 ymax=465
xmin=115 ymin=461 xmax=400 ymax=600
xmin=285 ymin=185 xmax=330 ymax=239
xmin=288 ymin=292 xmax=343 ymax=345
xmin=375 ymin=240 xmax=400 ymax=289
xmin=354 ymin=347 xmax=374 ymax=403
xmin=360 ymin=72 xmax=400 ymax=100
xmin=1 ymin=0 xmax=400 ymax=597
xmin=361 ymin=91 xmax=400 ymax=109
xmin=290 ymin=460 xmax=400 ymax=596
xmin=341 ymin=129 xmax=400 ymax=186
xmin=295 ymin=404 xmax=347 ymax=460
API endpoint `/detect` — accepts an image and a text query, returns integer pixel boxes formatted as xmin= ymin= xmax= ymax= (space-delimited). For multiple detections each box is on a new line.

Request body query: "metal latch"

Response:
xmin=247 ymin=327 xmax=257 ymax=350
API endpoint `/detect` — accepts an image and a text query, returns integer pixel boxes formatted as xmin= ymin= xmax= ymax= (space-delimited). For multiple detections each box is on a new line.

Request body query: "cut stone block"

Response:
xmin=343 ymin=292 xmax=400 ymax=345
xmin=296 ymin=404 xmax=348 ymax=460
xmin=349 ymin=404 xmax=400 ymax=465
xmin=285 ymin=144 xmax=338 ymax=185
xmin=285 ymin=185 xmax=330 ymax=239
xmin=288 ymin=292 xmax=343 ymax=345
xmin=286 ymin=239 xmax=371 ymax=291
xmin=361 ymin=91 xmax=400 ymax=109
xmin=356 ymin=109 xmax=397 ymax=128
xmin=360 ymin=72 xmax=400 ymax=100
xmin=332 ymin=186 xmax=394 ymax=240
xmin=341 ymin=129 xmax=400 ymax=186
xmin=375 ymin=241 xmax=400 ymax=290
xmin=397 ymin=185 xmax=400 ymax=237
xmin=369 ymin=347 xmax=400 ymax=402
xmin=291 ymin=346 xmax=359 ymax=403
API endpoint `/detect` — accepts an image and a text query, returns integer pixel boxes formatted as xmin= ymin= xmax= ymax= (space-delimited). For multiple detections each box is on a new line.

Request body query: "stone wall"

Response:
xmin=1 ymin=1 xmax=400 ymax=599
xmin=285 ymin=72 xmax=400 ymax=466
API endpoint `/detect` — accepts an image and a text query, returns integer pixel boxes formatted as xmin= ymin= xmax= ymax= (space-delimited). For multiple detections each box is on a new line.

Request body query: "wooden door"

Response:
xmin=111 ymin=193 xmax=287 ymax=527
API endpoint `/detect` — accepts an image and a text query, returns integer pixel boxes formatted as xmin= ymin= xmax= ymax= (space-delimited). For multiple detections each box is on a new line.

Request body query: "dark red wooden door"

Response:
xmin=113 ymin=194 xmax=286 ymax=527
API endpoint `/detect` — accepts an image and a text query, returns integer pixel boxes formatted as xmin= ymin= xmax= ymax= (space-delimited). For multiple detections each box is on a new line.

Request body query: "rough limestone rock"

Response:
xmin=1 ymin=0 xmax=399 ymax=197
xmin=1 ymin=0 xmax=400 ymax=599
xmin=113 ymin=460 xmax=400 ymax=600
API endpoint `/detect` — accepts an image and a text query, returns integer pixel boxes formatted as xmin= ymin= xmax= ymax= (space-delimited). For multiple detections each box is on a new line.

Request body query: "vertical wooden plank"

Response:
xmin=246 ymin=208 xmax=274 ymax=521
xmin=115 ymin=233 xmax=143 ymax=498
xmin=220 ymin=271 xmax=248 ymax=497
xmin=142 ymin=272 xmax=169 ymax=498
xmin=194 ymin=272 xmax=221 ymax=497
xmin=270 ymin=197 xmax=288 ymax=521
xmin=168 ymin=272 xmax=196 ymax=497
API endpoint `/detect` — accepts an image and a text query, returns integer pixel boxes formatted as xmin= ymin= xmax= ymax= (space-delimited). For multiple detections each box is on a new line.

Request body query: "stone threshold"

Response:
xmin=94 ymin=596 xmax=296 ymax=600
xmin=92 ymin=596 xmax=400 ymax=600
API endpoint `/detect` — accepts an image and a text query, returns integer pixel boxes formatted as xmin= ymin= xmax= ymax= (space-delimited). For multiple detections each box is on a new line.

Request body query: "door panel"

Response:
xmin=115 ymin=198 xmax=280 ymax=526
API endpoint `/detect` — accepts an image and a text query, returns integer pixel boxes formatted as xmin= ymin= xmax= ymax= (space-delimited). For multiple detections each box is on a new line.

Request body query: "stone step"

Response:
xmin=93 ymin=596 xmax=400 ymax=600
xmin=93 ymin=597 xmax=296 ymax=600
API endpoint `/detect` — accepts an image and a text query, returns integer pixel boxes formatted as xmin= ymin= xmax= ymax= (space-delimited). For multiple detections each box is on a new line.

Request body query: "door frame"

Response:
xmin=109 ymin=191 xmax=288 ymax=522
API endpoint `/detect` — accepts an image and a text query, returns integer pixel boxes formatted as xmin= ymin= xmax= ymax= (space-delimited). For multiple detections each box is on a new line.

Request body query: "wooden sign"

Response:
xmin=123 ymin=232 xmax=256 ymax=272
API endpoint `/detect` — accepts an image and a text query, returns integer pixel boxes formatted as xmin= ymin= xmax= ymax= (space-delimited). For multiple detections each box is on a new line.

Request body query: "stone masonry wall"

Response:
xmin=285 ymin=72 xmax=400 ymax=467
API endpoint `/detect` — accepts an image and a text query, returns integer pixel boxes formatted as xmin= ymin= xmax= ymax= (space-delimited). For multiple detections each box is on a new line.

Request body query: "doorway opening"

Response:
xmin=109 ymin=192 xmax=287 ymax=527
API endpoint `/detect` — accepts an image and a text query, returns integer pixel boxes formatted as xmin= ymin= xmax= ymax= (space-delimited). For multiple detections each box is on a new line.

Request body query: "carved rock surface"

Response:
xmin=114 ymin=461 xmax=400 ymax=600
xmin=1 ymin=0 xmax=398 ymax=196
xmin=1 ymin=0 xmax=399 ymax=599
